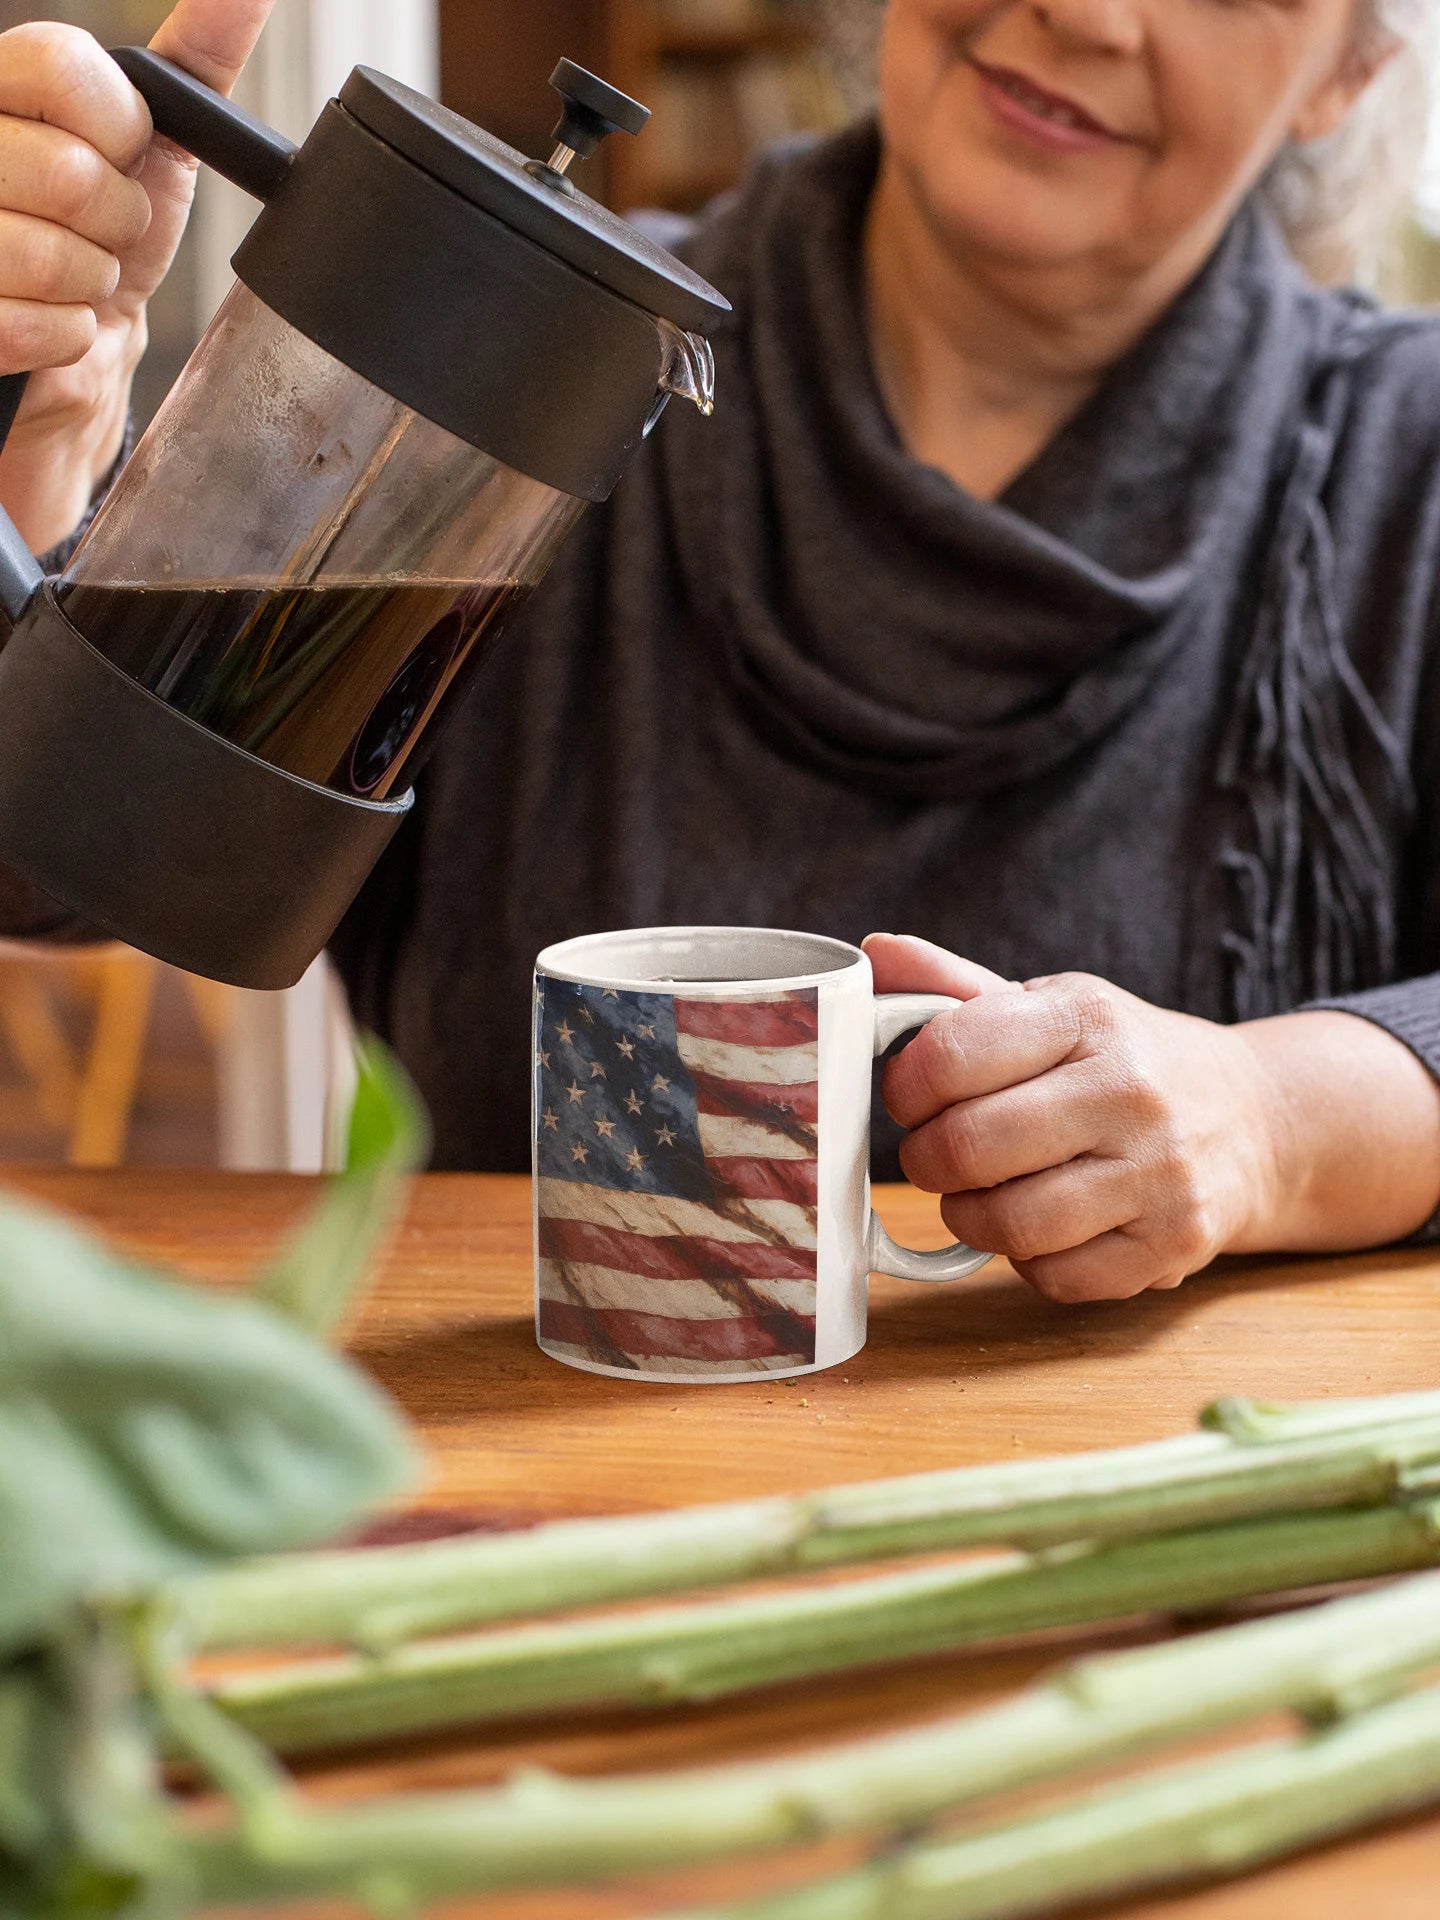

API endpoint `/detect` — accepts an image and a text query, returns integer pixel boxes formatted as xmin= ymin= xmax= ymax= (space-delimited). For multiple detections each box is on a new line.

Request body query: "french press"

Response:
xmin=0 ymin=49 xmax=727 ymax=988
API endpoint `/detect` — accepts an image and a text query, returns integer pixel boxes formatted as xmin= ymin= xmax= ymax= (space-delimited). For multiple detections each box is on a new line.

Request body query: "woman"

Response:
xmin=0 ymin=0 xmax=1438 ymax=1303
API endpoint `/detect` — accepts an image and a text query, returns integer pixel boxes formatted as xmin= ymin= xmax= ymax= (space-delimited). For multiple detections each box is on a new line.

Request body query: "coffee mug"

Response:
xmin=532 ymin=927 xmax=993 ymax=1382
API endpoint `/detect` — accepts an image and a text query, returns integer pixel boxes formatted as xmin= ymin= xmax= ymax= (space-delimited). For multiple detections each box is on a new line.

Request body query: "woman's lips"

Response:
xmin=968 ymin=58 xmax=1127 ymax=155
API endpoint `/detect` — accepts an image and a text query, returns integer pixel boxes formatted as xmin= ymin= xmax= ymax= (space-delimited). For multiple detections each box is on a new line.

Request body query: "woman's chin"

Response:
xmin=887 ymin=143 xmax=1120 ymax=274
xmin=923 ymin=188 xmax=1114 ymax=274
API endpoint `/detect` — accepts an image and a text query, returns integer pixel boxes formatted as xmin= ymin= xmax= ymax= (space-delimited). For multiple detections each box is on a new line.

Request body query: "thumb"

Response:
xmin=861 ymin=932 xmax=1022 ymax=1002
xmin=149 ymin=0 xmax=279 ymax=95
xmin=113 ymin=0 xmax=281 ymax=307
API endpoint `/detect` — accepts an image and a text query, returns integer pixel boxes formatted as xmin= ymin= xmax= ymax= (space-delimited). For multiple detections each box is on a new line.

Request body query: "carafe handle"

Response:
xmin=0 ymin=375 xmax=43 ymax=624
xmin=0 ymin=50 xmax=300 ymax=625
xmin=110 ymin=48 xmax=298 ymax=202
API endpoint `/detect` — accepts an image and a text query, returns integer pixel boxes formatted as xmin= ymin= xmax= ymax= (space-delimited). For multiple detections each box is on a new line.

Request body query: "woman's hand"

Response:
xmin=0 ymin=0 xmax=277 ymax=553
xmin=866 ymin=932 xmax=1440 ymax=1303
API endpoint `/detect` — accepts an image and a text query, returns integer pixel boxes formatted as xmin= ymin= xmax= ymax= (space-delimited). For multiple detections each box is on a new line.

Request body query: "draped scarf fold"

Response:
xmin=1217 ymin=318 xmax=1418 ymax=1016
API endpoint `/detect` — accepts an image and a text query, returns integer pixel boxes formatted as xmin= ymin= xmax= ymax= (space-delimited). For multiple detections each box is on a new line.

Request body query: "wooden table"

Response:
xmin=11 ymin=1167 xmax=1440 ymax=1919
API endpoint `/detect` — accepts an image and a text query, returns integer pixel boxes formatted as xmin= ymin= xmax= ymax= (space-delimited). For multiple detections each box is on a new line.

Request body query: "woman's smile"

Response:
xmin=876 ymin=0 xmax=1385 ymax=288
xmin=967 ymin=54 xmax=1132 ymax=155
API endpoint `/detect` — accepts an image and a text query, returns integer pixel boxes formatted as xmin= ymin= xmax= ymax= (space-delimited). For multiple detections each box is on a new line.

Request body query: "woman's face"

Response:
xmin=878 ymin=0 xmax=1380 ymax=283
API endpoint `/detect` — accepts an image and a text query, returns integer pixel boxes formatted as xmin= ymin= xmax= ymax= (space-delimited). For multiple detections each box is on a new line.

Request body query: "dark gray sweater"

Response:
xmin=25 ymin=126 xmax=1440 ymax=1191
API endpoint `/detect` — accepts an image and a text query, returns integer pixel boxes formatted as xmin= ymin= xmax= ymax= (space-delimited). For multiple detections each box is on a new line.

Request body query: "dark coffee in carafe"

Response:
xmin=57 ymin=578 xmax=529 ymax=799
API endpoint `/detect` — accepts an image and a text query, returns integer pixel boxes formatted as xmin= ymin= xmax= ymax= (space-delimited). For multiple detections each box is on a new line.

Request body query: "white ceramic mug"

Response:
xmin=532 ymin=926 xmax=993 ymax=1383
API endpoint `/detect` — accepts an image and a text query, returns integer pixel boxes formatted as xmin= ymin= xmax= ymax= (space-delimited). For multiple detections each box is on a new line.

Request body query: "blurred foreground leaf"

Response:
xmin=0 ymin=1039 xmax=422 ymax=1663
xmin=254 ymin=1036 xmax=429 ymax=1340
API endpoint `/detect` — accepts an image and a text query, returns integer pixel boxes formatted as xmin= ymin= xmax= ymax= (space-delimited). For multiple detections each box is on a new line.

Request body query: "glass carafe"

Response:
xmin=0 ymin=49 xmax=727 ymax=989
xmin=57 ymin=286 xmax=586 ymax=800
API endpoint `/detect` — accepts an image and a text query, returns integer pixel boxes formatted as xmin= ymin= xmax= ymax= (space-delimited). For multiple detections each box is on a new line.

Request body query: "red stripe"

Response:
xmin=691 ymin=1070 xmax=819 ymax=1125
xmin=538 ymin=1299 xmax=814 ymax=1363
xmin=674 ymin=997 xmax=819 ymax=1048
xmin=708 ymin=1157 xmax=818 ymax=1205
xmin=538 ymin=1215 xmax=816 ymax=1280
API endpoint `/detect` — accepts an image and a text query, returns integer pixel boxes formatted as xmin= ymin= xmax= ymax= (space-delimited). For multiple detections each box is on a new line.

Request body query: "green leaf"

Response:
xmin=0 ymin=1036 xmax=425 ymax=1904
xmin=0 ymin=1661 xmax=55 ymax=1859
xmin=0 ymin=1188 xmax=416 ymax=1663
xmin=0 ymin=1617 xmax=189 ymax=1920
xmin=253 ymin=1036 xmax=429 ymax=1341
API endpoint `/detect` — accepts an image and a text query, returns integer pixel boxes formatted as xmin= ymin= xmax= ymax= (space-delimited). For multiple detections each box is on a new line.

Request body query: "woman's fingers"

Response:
xmin=0 ymin=26 xmax=152 ymax=342
xmin=863 ymin=931 xmax=1020 ymax=1002
xmin=1007 ymin=1230 xmax=1187 ymax=1305
xmin=0 ymin=210 xmax=121 ymax=308
xmin=0 ymin=23 xmax=151 ymax=168
xmin=0 ymin=295 xmax=96 ymax=376
xmin=0 ymin=115 xmax=152 ymax=253
xmin=0 ymin=115 xmax=148 ymax=383
xmin=0 ymin=6 xmax=280 ymax=438
xmin=879 ymin=966 xmax=1260 ymax=1304
xmin=150 ymin=0 xmax=282 ymax=96
xmin=883 ymin=976 xmax=1106 ymax=1128
xmin=898 ymin=1059 xmax=1102 ymax=1193
xmin=866 ymin=933 xmax=1040 ymax=1134
xmin=939 ymin=1157 xmax=1137 ymax=1267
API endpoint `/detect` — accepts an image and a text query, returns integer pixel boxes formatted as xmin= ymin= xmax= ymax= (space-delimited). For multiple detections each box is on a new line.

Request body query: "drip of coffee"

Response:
xmin=56 ymin=578 xmax=531 ymax=798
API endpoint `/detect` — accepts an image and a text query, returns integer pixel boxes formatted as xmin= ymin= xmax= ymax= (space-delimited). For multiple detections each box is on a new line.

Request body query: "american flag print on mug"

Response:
xmin=533 ymin=928 xmax=997 ymax=1384
xmin=535 ymin=977 xmax=820 ymax=1377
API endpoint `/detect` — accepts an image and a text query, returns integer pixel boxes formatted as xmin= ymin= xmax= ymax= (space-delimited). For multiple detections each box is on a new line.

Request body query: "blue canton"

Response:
xmin=534 ymin=979 xmax=715 ymax=1203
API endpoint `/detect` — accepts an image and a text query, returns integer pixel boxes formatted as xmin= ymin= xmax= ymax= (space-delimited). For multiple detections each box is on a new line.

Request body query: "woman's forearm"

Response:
xmin=1230 ymin=1011 xmax=1440 ymax=1254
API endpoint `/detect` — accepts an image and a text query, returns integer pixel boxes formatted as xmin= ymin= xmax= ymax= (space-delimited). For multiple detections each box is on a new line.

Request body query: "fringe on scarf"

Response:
xmin=1218 ymin=335 xmax=1417 ymax=1020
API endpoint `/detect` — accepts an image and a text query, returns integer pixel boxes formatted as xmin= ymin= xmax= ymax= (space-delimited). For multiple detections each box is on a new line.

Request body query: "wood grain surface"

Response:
xmin=10 ymin=1166 xmax=1440 ymax=1919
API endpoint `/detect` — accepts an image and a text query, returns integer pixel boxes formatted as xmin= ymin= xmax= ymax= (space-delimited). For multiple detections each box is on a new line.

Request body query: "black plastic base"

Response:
xmin=0 ymin=589 xmax=411 ymax=989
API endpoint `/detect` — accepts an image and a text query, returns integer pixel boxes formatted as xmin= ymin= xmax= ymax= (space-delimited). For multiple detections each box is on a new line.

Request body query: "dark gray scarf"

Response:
xmin=659 ymin=124 xmax=1420 ymax=1018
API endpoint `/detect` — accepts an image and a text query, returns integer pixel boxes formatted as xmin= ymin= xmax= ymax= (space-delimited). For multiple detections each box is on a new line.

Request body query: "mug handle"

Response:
xmin=866 ymin=993 xmax=994 ymax=1283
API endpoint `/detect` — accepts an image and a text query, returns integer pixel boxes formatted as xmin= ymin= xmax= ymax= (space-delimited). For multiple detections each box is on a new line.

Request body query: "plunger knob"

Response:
xmin=545 ymin=59 xmax=650 ymax=176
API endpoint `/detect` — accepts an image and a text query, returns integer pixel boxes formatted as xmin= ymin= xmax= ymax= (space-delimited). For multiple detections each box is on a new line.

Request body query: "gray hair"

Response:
xmin=1261 ymin=0 xmax=1437 ymax=285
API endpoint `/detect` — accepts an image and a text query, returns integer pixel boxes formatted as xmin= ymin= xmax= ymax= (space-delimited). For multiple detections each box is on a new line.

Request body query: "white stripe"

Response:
xmin=675 ymin=1033 xmax=817 ymax=1086
xmin=537 ymin=1338 xmax=812 ymax=1378
xmin=538 ymin=1259 xmax=816 ymax=1321
xmin=536 ymin=1177 xmax=817 ymax=1251
xmin=697 ymin=1114 xmax=814 ymax=1161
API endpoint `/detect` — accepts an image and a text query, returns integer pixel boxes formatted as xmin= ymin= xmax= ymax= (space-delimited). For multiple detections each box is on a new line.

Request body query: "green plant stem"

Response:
xmin=170 ymin=1394 xmax=1440 ymax=1653
xmin=659 ymin=1680 xmax=1440 ymax=1920
xmin=252 ymin=1038 xmax=427 ymax=1342
xmin=204 ymin=1499 xmax=1440 ymax=1756
xmin=161 ymin=1569 xmax=1440 ymax=1909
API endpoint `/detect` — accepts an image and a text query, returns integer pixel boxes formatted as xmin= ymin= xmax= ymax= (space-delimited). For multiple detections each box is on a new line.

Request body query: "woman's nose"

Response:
xmin=1027 ymin=0 xmax=1145 ymax=58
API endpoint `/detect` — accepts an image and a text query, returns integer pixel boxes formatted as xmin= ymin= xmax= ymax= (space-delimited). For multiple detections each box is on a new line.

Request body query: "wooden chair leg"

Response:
xmin=182 ymin=973 xmax=237 ymax=1049
xmin=0 ymin=963 xmax=80 ymax=1128
xmin=69 ymin=952 xmax=158 ymax=1168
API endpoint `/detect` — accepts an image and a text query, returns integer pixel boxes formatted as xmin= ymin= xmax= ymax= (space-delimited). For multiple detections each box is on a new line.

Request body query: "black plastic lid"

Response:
xmin=339 ymin=68 xmax=728 ymax=334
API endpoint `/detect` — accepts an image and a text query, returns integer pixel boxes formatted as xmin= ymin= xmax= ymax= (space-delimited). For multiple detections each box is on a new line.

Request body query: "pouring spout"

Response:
xmin=656 ymin=318 xmax=716 ymax=417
